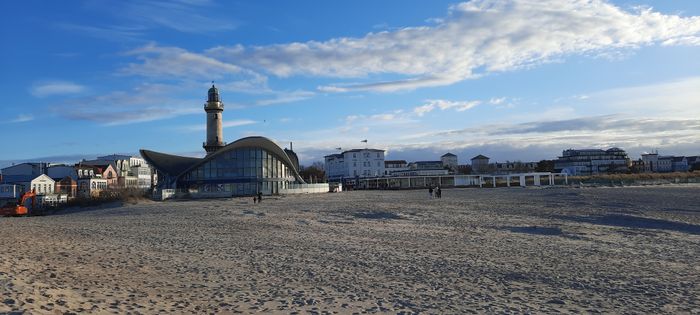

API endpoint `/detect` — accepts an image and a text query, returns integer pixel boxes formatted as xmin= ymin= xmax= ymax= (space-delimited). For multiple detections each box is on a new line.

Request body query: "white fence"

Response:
xmin=358 ymin=172 xmax=568 ymax=189
xmin=280 ymin=183 xmax=329 ymax=195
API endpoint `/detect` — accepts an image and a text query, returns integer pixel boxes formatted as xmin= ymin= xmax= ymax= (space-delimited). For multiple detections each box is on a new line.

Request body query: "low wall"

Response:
xmin=280 ymin=183 xmax=329 ymax=195
xmin=153 ymin=189 xmax=176 ymax=201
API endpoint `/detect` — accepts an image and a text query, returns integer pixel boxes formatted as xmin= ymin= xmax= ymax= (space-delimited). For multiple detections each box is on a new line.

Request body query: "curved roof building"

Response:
xmin=141 ymin=86 xmax=306 ymax=197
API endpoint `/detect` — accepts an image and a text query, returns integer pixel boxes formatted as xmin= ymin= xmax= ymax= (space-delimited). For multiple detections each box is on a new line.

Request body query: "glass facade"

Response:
xmin=180 ymin=147 xmax=296 ymax=196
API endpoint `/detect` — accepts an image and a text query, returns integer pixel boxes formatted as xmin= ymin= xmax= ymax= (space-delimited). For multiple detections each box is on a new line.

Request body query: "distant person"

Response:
xmin=253 ymin=196 xmax=257 ymax=204
xmin=257 ymin=192 xmax=263 ymax=203
xmin=428 ymin=186 xmax=433 ymax=199
xmin=437 ymin=187 xmax=442 ymax=199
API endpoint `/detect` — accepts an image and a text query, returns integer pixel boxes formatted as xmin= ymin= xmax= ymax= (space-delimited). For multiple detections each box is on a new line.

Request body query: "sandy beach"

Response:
xmin=1 ymin=186 xmax=699 ymax=314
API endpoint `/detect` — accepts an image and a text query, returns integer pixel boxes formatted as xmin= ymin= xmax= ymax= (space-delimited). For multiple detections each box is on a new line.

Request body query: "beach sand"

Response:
xmin=1 ymin=186 xmax=699 ymax=314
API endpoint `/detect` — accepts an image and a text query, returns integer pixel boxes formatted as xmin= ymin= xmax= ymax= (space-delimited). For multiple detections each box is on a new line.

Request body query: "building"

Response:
xmin=410 ymin=161 xmax=443 ymax=170
xmin=97 ymin=154 xmax=154 ymax=189
xmin=24 ymin=174 xmax=55 ymax=195
xmin=688 ymin=156 xmax=700 ymax=171
xmin=554 ymin=148 xmax=630 ymax=175
xmin=671 ymin=156 xmax=689 ymax=172
xmin=384 ymin=160 xmax=409 ymax=176
xmin=441 ymin=153 xmax=458 ymax=171
xmin=471 ymin=155 xmax=490 ymax=174
xmin=1 ymin=162 xmax=50 ymax=186
xmin=141 ymin=85 xmax=318 ymax=198
xmin=202 ymin=84 xmax=225 ymax=155
xmin=78 ymin=162 xmax=118 ymax=188
xmin=0 ymin=184 xmax=21 ymax=199
xmin=640 ymin=151 xmax=699 ymax=173
xmin=641 ymin=152 xmax=659 ymax=172
xmin=324 ymin=149 xmax=385 ymax=182
xmin=657 ymin=156 xmax=674 ymax=173
xmin=391 ymin=169 xmax=449 ymax=176
xmin=78 ymin=178 xmax=109 ymax=198
xmin=493 ymin=161 xmax=537 ymax=174
xmin=75 ymin=164 xmax=97 ymax=179
xmin=55 ymin=176 xmax=78 ymax=198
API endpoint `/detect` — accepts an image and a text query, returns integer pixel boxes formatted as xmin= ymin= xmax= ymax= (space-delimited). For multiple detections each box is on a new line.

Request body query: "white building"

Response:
xmin=657 ymin=156 xmax=674 ymax=173
xmin=78 ymin=178 xmax=109 ymax=198
xmin=641 ymin=152 xmax=659 ymax=172
xmin=20 ymin=174 xmax=55 ymax=195
xmin=471 ymin=155 xmax=490 ymax=174
xmin=554 ymin=148 xmax=630 ymax=175
xmin=441 ymin=153 xmax=458 ymax=171
xmin=384 ymin=160 xmax=409 ymax=176
xmin=493 ymin=161 xmax=537 ymax=174
xmin=96 ymin=154 xmax=154 ymax=189
xmin=325 ymin=149 xmax=385 ymax=182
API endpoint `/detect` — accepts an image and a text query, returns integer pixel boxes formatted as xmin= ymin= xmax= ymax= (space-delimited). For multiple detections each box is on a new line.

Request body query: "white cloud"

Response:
xmin=201 ymin=0 xmax=700 ymax=92
xmin=31 ymin=81 xmax=85 ymax=97
xmin=57 ymin=23 xmax=146 ymax=42
xmin=11 ymin=114 xmax=34 ymax=123
xmin=51 ymin=83 xmax=201 ymax=125
xmin=584 ymin=76 xmax=700 ymax=117
xmin=3 ymin=114 xmax=35 ymax=124
xmin=489 ymin=97 xmax=506 ymax=105
xmin=255 ymin=90 xmax=315 ymax=106
xmin=414 ymin=99 xmax=481 ymax=116
xmin=121 ymin=43 xmax=245 ymax=79
xmin=285 ymin=76 xmax=700 ymax=162
xmin=118 ymin=1 xmax=700 ymax=93
xmin=182 ymin=119 xmax=257 ymax=132
xmin=119 ymin=0 xmax=238 ymax=33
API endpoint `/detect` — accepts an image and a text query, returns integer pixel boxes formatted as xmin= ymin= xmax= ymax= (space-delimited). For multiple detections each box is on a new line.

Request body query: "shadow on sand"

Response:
xmin=38 ymin=201 xmax=125 ymax=216
xmin=506 ymin=226 xmax=563 ymax=236
xmin=555 ymin=214 xmax=700 ymax=235
xmin=353 ymin=211 xmax=402 ymax=220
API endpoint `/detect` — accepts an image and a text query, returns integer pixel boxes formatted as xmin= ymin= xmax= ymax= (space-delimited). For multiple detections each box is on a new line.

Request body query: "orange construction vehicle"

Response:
xmin=0 ymin=189 xmax=36 ymax=216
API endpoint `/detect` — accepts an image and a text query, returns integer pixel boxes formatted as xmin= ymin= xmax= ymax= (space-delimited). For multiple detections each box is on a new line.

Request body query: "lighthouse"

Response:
xmin=203 ymin=83 xmax=225 ymax=155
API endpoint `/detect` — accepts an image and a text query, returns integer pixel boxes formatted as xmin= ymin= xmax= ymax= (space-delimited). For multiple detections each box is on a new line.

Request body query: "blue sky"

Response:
xmin=1 ymin=0 xmax=699 ymax=167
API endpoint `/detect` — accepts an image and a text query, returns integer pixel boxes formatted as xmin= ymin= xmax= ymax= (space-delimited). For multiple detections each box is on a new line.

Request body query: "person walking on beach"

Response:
xmin=436 ymin=186 xmax=442 ymax=199
xmin=257 ymin=192 xmax=263 ymax=203
xmin=253 ymin=196 xmax=257 ymax=204
xmin=428 ymin=186 xmax=433 ymax=199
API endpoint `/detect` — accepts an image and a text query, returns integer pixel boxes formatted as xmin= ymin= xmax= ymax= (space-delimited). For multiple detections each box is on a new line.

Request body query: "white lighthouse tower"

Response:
xmin=203 ymin=83 xmax=225 ymax=155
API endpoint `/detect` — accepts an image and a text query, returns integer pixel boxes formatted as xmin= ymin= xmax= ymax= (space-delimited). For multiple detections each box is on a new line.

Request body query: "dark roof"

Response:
xmin=414 ymin=161 xmax=442 ymax=164
xmin=385 ymin=160 xmax=407 ymax=164
xmin=80 ymin=160 xmax=118 ymax=170
xmin=1 ymin=174 xmax=32 ymax=184
xmin=441 ymin=153 xmax=457 ymax=157
xmin=324 ymin=153 xmax=343 ymax=159
xmin=672 ymin=156 xmax=687 ymax=162
xmin=471 ymin=154 xmax=489 ymax=160
xmin=139 ymin=150 xmax=202 ymax=177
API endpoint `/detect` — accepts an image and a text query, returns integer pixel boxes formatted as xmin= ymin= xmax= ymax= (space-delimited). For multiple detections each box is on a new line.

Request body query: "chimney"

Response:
xmin=290 ymin=142 xmax=293 ymax=151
